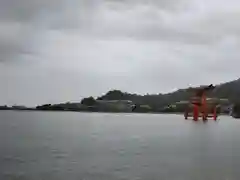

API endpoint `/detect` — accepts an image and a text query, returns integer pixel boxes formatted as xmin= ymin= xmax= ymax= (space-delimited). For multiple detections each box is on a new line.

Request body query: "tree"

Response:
xmin=81 ymin=97 xmax=96 ymax=106
xmin=36 ymin=104 xmax=51 ymax=110
xmin=101 ymin=90 xmax=125 ymax=100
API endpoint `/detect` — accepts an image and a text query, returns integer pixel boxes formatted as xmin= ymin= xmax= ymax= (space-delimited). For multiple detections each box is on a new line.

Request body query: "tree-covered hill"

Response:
xmin=35 ymin=78 xmax=240 ymax=112
xmin=96 ymin=78 xmax=240 ymax=109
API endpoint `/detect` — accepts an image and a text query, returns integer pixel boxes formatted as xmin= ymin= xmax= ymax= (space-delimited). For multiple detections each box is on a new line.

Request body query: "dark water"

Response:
xmin=0 ymin=111 xmax=240 ymax=180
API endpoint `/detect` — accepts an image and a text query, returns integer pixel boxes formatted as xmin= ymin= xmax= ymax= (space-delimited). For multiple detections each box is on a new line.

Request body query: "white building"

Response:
xmin=96 ymin=100 xmax=135 ymax=112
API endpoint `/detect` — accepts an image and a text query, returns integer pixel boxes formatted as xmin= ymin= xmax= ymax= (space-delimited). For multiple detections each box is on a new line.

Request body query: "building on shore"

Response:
xmin=12 ymin=105 xmax=27 ymax=110
xmin=95 ymin=100 xmax=135 ymax=112
xmin=173 ymin=98 xmax=232 ymax=114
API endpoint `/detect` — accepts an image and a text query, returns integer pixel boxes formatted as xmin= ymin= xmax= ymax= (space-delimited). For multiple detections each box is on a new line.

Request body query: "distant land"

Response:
xmin=2 ymin=78 xmax=240 ymax=113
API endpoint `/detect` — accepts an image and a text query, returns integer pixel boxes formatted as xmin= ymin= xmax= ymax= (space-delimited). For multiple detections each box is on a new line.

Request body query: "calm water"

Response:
xmin=0 ymin=111 xmax=240 ymax=180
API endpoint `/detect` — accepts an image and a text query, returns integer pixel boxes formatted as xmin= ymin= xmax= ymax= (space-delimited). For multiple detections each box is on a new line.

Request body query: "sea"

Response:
xmin=0 ymin=111 xmax=240 ymax=180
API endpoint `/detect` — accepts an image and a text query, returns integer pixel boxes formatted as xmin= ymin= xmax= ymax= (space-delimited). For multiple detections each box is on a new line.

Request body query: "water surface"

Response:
xmin=0 ymin=111 xmax=239 ymax=180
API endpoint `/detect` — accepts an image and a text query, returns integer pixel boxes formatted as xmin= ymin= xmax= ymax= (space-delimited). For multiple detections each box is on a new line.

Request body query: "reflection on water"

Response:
xmin=0 ymin=111 xmax=240 ymax=180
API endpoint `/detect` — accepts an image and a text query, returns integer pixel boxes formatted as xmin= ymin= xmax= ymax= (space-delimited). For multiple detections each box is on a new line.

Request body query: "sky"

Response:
xmin=1 ymin=0 xmax=240 ymax=106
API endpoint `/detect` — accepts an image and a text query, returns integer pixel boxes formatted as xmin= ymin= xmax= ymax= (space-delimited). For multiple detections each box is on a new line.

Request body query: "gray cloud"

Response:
xmin=1 ymin=0 xmax=240 ymax=105
xmin=0 ymin=0 xmax=66 ymax=22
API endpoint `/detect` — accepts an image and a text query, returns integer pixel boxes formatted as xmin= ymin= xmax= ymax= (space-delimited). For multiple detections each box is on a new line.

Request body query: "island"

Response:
xmin=3 ymin=77 xmax=240 ymax=114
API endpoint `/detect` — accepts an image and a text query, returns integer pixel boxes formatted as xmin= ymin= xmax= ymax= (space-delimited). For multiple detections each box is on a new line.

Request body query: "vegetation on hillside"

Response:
xmin=17 ymin=78 xmax=240 ymax=113
xmin=81 ymin=97 xmax=96 ymax=106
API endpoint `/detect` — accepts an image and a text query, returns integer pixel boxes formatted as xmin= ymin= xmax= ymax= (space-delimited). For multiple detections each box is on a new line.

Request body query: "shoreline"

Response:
xmin=0 ymin=109 xmax=229 ymax=116
xmin=0 ymin=109 xmax=182 ymax=114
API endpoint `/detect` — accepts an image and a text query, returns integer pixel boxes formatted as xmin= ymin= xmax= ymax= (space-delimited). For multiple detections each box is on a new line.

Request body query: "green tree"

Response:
xmin=81 ymin=97 xmax=96 ymax=106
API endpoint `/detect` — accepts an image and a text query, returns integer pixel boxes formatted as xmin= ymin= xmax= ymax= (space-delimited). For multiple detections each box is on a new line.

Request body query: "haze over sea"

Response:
xmin=1 ymin=111 xmax=240 ymax=180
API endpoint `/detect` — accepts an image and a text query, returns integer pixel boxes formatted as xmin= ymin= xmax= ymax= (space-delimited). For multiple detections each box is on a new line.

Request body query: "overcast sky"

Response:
xmin=1 ymin=0 xmax=240 ymax=106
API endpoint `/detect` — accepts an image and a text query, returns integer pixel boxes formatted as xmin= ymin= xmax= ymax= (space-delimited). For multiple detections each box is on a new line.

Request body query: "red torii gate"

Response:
xmin=184 ymin=84 xmax=217 ymax=121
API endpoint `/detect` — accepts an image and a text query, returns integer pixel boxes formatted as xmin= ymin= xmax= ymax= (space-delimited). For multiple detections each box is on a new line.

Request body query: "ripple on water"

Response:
xmin=2 ymin=156 xmax=26 ymax=164
xmin=2 ymin=172 xmax=27 ymax=180
xmin=113 ymin=165 xmax=131 ymax=172
xmin=79 ymin=172 xmax=118 ymax=180
xmin=130 ymin=135 xmax=141 ymax=141
xmin=117 ymin=148 xmax=126 ymax=156
xmin=142 ymin=163 xmax=150 ymax=168
xmin=90 ymin=164 xmax=98 ymax=170
xmin=134 ymin=151 xmax=142 ymax=156
xmin=90 ymin=132 xmax=100 ymax=139
xmin=70 ymin=160 xmax=78 ymax=165
xmin=50 ymin=149 xmax=68 ymax=159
